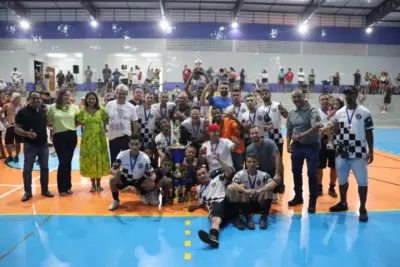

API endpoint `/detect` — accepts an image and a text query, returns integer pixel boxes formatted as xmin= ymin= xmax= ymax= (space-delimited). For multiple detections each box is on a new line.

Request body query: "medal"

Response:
xmin=345 ymin=106 xmax=357 ymax=131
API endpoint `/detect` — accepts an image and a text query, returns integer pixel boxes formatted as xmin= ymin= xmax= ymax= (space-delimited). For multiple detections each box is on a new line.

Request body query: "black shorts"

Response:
xmin=318 ymin=149 xmax=335 ymax=169
xmin=229 ymin=78 xmax=235 ymax=83
xmin=248 ymin=199 xmax=263 ymax=213
xmin=209 ymin=198 xmax=228 ymax=219
xmin=261 ymin=78 xmax=268 ymax=83
xmin=116 ymin=177 xmax=147 ymax=194
xmin=5 ymin=127 xmax=23 ymax=145
xmin=309 ymin=81 xmax=315 ymax=87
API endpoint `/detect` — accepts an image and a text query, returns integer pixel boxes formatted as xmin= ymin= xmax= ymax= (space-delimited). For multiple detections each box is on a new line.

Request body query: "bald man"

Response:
xmin=286 ymin=89 xmax=321 ymax=213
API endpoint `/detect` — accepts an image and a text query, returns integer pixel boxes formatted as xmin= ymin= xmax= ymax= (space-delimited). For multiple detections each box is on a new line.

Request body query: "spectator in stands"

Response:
xmin=277 ymin=69 xmax=285 ymax=93
xmin=285 ymin=68 xmax=294 ymax=93
xmin=260 ymin=69 xmax=269 ymax=90
xmin=363 ymin=72 xmax=371 ymax=94
xmin=308 ymin=69 xmax=315 ymax=93
xmin=332 ymin=72 xmax=340 ymax=94
xmin=297 ymin=68 xmax=306 ymax=89
xmin=370 ymin=75 xmax=379 ymax=94
xmin=182 ymin=65 xmax=191 ymax=84
xmin=353 ymin=69 xmax=361 ymax=90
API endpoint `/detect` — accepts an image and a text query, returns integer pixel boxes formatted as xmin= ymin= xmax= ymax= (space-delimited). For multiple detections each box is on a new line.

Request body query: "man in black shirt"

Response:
xmin=15 ymin=91 xmax=54 ymax=202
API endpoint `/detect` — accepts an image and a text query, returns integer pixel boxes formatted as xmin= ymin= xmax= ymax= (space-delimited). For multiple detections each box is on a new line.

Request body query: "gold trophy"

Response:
xmin=170 ymin=120 xmax=187 ymax=203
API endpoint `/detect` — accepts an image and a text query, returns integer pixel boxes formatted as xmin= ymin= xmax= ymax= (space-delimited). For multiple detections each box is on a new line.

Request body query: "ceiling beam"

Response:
xmin=366 ymin=0 xmax=400 ymax=26
xmin=300 ymin=0 xmax=327 ymax=22
xmin=233 ymin=0 xmax=245 ymax=19
xmin=1 ymin=0 xmax=28 ymax=18
xmin=79 ymin=0 xmax=97 ymax=19
xmin=159 ymin=0 xmax=166 ymax=17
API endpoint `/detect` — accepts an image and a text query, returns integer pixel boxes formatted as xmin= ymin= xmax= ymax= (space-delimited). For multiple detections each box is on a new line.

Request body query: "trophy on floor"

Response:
xmin=170 ymin=120 xmax=187 ymax=203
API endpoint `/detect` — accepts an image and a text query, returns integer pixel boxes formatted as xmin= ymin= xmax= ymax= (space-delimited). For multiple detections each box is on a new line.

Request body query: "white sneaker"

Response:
xmin=139 ymin=194 xmax=150 ymax=205
xmin=272 ymin=193 xmax=279 ymax=203
xmin=108 ymin=200 xmax=120 ymax=211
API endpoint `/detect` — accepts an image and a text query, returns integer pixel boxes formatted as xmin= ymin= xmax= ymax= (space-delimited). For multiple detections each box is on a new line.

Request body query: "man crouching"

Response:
xmin=226 ymin=154 xmax=279 ymax=230
xmin=108 ymin=134 xmax=172 ymax=211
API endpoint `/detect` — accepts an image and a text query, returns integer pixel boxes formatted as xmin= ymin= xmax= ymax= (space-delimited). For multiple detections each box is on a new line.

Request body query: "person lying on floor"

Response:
xmin=108 ymin=134 xmax=171 ymax=211
xmin=187 ymin=153 xmax=234 ymax=249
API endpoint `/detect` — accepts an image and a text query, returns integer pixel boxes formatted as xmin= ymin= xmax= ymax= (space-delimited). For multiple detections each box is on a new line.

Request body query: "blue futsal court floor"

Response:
xmin=1 ymin=128 xmax=400 ymax=267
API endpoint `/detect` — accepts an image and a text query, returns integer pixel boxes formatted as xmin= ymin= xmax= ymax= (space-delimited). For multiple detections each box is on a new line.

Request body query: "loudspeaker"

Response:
xmin=73 ymin=65 xmax=79 ymax=74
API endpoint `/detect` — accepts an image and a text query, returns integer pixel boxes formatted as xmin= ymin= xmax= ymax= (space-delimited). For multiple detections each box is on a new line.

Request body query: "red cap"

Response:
xmin=207 ymin=123 xmax=220 ymax=132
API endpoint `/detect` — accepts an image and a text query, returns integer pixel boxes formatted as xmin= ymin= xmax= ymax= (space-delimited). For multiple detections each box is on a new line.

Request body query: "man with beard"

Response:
xmin=260 ymin=89 xmax=288 ymax=193
xmin=153 ymin=91 xmax=176 ymax=120
xmin=180 ymin=107 xmax=208 ymax=151
xmin=330 ymin=86 xmax=374 ymax=222
xmin=200 ymin=82 xmax=232 ymax=112
xmin=225 ymin=88 xmax=248 ymax=122
xmin=286 ymin=90 xmax=321 ymax=213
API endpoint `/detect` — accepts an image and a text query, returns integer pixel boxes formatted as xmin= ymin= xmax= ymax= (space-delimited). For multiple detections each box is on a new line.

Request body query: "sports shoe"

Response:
xmin=328 ymin=188 xmax=338 ymax=198
xmin=198 ymin=230 xmax=219 ymax=248
xmin=259 ymin=215 xmax=268 ymax=230
xmin=245 ymin=215 xmax=255 ymax=230
xmin=288 ymin=197 xmax=303 ymax=206
xmin=329 ymin=202 xmax=348 ymax=212
xmin=138 ymin=193 xmax=149 ymax=205
xmin=359 ymin=209 xmax=368 ymax=222
xmin=108 ymin=200 xmax=120 ymax=211
xmin=232 ymin=217 xmax=245 ymax=230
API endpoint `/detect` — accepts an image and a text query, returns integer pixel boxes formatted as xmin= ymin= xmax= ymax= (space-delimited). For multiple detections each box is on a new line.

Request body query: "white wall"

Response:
xmin=1 ymin=39 xmax=400 ymax=85
xmin=46 ymin=55 xmax=83 ymax=83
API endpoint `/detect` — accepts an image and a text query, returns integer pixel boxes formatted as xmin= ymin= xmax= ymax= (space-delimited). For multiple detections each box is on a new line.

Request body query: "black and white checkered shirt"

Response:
xmin=333 ymin=105 xmax=374 ymax=159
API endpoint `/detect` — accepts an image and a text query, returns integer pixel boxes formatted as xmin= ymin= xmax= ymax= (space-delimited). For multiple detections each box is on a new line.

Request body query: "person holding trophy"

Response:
xmin=180 ymin=107 xmax=208 ymax=152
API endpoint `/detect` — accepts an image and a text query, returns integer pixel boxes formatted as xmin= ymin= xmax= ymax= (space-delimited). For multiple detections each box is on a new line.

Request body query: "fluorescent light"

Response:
xmin=231 ymin=21 xmax=239 ymax=29
xmin=75 ymin=53 xmax=83 ymax=58
xmin=366 ymin=27 xmax=373 ymax=34
xmin=123 ymin=58 xmax=136 ymax=62
xmin=65 ymin=58 xmax=75 ymax=62
xmin=115 ymin=53 xmax=133 ymax=57
xmin=20 ymin=20 xmax=30 ymax=29
xmin=140 ymin=53 xmax=160 ymax=58
xmin=46 ymin=53 xmax=67 ymax=58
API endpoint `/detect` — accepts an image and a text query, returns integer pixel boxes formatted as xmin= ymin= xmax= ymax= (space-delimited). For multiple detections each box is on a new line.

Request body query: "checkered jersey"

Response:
xmin=136 ymin=105 xmax=158 ymax=148
xmin=333 ymin=105 xmax=374 ymax=159
xmin=262 ymin=101 xmax=284 ymax=144
xmin=233 ymin=170 xmax=271 ymax=190
xmin=196 ymin=174 xmax=226 ymax=213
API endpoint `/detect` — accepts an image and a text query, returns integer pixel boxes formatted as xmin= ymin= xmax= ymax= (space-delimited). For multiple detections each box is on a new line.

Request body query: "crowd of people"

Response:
xmin=0 ymin=62 xmax=376 ymax=249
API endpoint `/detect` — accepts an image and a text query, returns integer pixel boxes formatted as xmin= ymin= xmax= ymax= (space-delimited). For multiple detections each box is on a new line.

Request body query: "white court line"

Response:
xmin=0 ymin=166 xmax=58 ymax=200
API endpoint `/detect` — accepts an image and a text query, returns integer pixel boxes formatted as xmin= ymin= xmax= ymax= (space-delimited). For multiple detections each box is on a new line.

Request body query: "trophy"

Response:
xmin=169 ymin=120 xmax=187 ymax=203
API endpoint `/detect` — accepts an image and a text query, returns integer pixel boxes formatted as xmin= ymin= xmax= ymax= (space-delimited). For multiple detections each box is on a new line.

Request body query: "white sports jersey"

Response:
xmin=242 ymin=106 xmax=272 ymax=138
xmin=233 ymin=170 xmax=271 ymax=191
xmin=262 ymin=101 xmax=284 ymax=144
xmin=298 ymin=72 xmax=305 ymax=82
xmin=116 ymin=150 xmax=153 ymax=181
xmin=181 ymin=118 xmax=206 ymax=141
xmin=225 ymin=102 xmax=248 ymax=122
xmin=333 ymin=105 xmax=374 ymax=159
xmin=155 ymin=131 xmax=177 ymax=151
xmin=196 ymin=174 xmax=226 ymax=212
xmin=202 ymin=138 xmax=234 ymax=172
xmin=152 ymin=102 xmax=176 ymax=119
xmin=136 ymin=105 xmax=158 ymax=146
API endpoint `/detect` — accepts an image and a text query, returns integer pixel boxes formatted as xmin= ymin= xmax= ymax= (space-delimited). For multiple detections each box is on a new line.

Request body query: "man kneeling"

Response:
xmin=108 ymin=134 xmax=172 ymax=210
xmin=227 ymin=154 xmax=279 ymax=230
xmin=187 ymin=153 xmax=234 ymax=248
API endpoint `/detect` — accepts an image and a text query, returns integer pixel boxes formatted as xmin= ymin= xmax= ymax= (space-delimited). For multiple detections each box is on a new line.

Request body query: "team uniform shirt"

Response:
xmin=116 ymin=150 xmax=153 ymax=182
xmin=196 ymin=174 xmax=227 ymax=213
xmin=105 ymin=100 xmax=138 ymax=141
xmin=298 ymin=72 xmax=306 ymax=83
xmin=242 ymin=107 xmax=272 ymax=138
xmin=233 ymin=170 xmax=272 ymax=197
xmin=202 ymin=138 xmax=234 ymax=172
xmin=262 ymin=101 xmax=283 ymax=144
xmin=225 ymin=102 xmax=248 ymax=122
xmin=333 ymin=105 xmax=374 ymax=159
xmin=152 ymin=102 xmax=176 ymax=119
xmin=181 ymin=118 xmax=206 ymax=142
xmin=136 ymin=105 xmax=158 ymax=147
xmin=155 ymin=130 xmax=177 ymax=151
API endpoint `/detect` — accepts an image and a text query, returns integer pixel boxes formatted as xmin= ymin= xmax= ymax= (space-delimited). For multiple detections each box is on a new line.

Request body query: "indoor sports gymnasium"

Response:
xmin=0 ymin=0 xmax=400 ymax=266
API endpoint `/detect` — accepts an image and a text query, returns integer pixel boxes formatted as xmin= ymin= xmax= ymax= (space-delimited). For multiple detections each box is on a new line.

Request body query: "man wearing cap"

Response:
xmin=286 ymin=89 xmax=321 ymax=213
xmin=1 ymin=92 xmax=22 ymax=163
xmin=199 ymin=123 xmax=239 ymax=177
xmin=330 ymin=86 xmax=374 ymax=222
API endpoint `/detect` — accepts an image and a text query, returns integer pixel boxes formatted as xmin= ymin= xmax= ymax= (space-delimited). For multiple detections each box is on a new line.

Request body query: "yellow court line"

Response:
xmin=1 ymin=209 xmax=400 ymax=217
xmin=184 ymin=253 xmax=192 ymax=260
xmin=184 ymin=240 xmax=191 ymax=247
xmin=185 ymin=230 xmax=191 ymax=235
